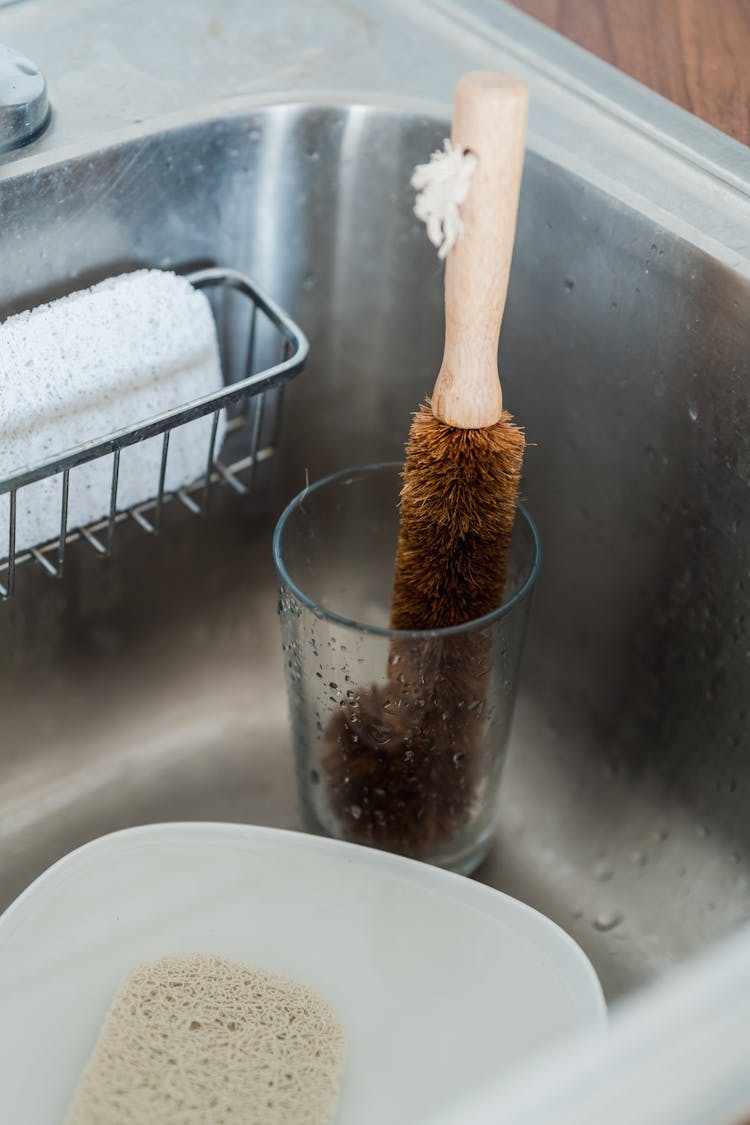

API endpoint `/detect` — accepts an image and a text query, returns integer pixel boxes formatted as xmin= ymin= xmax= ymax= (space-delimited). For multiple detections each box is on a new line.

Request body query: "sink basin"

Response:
xmin=2 ymin=98 xmax=750 ymax=1003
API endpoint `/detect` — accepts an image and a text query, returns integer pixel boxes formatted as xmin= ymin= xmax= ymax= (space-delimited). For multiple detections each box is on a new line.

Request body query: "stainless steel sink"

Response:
xmin=2 ymin=96 xmax=750 ymax=1004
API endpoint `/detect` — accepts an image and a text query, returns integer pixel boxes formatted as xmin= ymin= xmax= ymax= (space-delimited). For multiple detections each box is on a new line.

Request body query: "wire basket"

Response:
xmin=0 ymin=267 xmax=308 ymax=599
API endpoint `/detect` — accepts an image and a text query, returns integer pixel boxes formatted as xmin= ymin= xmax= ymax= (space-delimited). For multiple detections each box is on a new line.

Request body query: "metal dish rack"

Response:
xmin=0 ymin=267 xmax=308 ymax=599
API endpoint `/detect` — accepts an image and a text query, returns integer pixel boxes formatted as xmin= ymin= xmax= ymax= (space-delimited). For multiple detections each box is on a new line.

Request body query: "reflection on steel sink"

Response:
xmin=2 ymin=100 xmax=750 ymax=1002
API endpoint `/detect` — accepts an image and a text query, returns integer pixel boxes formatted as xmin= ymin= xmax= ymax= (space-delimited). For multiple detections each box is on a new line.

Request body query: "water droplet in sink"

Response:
xmin=302 ymin=272 xmax=317 ymax=292
xmin=593 ymin=910 xmax=623 ymax=932
xmin=688 ymin=404 xmax=699 ymax=422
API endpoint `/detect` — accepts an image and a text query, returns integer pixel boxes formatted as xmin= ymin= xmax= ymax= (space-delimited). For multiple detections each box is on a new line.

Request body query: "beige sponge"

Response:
xmin=65 ymin=953 xmax=345 ymax=1125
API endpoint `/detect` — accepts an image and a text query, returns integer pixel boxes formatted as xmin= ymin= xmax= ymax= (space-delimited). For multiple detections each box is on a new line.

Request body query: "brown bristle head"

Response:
xmin=322 ymin=404 xmax=525 ymax=859
xmin=390 ymin=403 xmax=525 ymax=631
xmin=322 ymin=671 xmax=488 ymax=857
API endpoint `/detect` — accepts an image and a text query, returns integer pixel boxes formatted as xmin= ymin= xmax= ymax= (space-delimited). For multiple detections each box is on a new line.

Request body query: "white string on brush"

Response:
xmin=411 ymin=140 xmax=477 ymax=259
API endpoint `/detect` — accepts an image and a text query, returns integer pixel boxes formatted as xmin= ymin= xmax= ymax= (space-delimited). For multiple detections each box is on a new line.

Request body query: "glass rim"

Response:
xmin=272 ymin=461 xmax=542 ymax=640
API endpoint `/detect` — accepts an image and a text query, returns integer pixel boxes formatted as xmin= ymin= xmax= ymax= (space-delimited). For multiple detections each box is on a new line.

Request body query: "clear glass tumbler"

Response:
xmin=273 ymin=462 xmax=540 ymax=874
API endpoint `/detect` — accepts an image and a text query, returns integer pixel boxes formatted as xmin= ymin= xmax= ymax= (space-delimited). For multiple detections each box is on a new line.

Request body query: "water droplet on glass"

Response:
xmin=593 ymin=860 xmax=613 ymax=881
xmin=349 ymin=803 xmax=362 ymax=820
xmin=630 ymin=850 xmax=648 ymax=866
xmin=309 ymin=769 xmax=320 ymax=785
xmin=688 ymin=404 xmax=699 ymax=423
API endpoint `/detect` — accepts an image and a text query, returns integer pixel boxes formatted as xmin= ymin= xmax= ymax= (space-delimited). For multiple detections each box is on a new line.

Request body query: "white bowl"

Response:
xmin=0 ymin=822 xmax=605 ymax=1123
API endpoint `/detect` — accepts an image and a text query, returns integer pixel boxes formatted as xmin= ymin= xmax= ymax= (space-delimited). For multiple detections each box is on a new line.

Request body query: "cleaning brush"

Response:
xmin=391 ymin=71 xmax=527 ymax=630
xmin=323 ymin=71 xmax=529 ymax=859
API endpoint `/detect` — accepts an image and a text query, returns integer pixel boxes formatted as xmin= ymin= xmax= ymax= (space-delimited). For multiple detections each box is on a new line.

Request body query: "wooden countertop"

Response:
xmin=509 ymin=0 xmax=750 ymax=145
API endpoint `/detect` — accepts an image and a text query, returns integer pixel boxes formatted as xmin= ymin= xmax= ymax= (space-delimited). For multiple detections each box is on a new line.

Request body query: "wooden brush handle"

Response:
xmin=432 ymin=71 xmax=528 ymax=430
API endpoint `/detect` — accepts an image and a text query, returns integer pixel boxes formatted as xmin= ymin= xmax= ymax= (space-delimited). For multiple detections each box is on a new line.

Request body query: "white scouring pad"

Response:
xmin=0 ymin=269 xmax=227 ymax=555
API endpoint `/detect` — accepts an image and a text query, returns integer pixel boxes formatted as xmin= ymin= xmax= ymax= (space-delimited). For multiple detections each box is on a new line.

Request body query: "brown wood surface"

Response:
xmin=509 ymin=0 xmax=750 ymax=144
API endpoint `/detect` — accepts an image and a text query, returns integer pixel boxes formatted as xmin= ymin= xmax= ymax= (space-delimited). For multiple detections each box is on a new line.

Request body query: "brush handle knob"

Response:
xmin=432 ymin=71 xmax=528 ymax=429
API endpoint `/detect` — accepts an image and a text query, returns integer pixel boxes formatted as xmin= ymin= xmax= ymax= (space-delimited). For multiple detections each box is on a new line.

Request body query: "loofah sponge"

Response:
xmin=0 ymin=270 xmax=226 ymax=555
xmin=65 ymin=953 xmax=345 ymax=1125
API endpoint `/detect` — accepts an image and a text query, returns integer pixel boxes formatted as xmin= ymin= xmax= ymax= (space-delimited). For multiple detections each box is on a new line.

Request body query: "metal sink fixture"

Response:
xmin=2 ymin=0 xmax=750 ymax=1006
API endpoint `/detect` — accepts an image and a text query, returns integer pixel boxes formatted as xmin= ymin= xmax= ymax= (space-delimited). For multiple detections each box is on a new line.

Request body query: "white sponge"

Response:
xmin=0 ymin=270 xmax=226 ymax=555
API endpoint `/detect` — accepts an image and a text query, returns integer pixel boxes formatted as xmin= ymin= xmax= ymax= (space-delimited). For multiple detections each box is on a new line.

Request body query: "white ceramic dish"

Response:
xmin=0 ymin=822 xmax=606 ymax=1123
